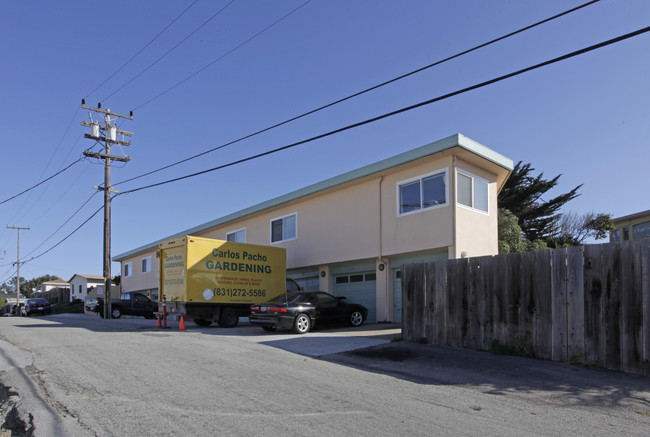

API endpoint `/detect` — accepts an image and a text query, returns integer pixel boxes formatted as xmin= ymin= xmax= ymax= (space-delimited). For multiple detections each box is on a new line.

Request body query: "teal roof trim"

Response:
xmin=113 ymin=134 xmax=513 ymax=261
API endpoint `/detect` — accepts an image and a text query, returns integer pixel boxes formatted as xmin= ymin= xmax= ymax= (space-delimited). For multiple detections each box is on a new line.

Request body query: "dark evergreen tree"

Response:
xmin=498 ymin=161 xmax=581 ymax=242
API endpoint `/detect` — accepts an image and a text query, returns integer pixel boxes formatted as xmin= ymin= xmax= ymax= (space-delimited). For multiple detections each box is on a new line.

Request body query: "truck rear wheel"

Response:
xmin=194 ymin=318 xmax=212 ymax=327
xmin=218 ymin=308 xmax=239 ymax=328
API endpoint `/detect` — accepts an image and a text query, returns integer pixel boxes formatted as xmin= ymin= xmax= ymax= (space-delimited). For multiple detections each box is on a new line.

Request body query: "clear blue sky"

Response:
xmin=1 ymin=0 xmax=649 ymax=283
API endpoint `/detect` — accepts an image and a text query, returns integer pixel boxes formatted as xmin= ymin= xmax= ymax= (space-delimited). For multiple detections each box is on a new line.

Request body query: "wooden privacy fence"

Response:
xmin=39 ymin=287 xmax=70 ymax=303
xmin=401 ymin=239 xmax=650 ymax=375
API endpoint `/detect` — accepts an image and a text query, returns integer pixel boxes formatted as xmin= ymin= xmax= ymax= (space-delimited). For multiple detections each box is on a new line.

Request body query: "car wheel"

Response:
xmin=218 ymin=308 xmax=239 ymax=328
xmin=262 ymin=326 xmax=277 ymax=332
xmin=194 ymin=318 xmax=212 ymax=327
xmin=293 ymin=313 xmax=311 ymax=334
xmin=111 ymin=307 xmax=122 ymax=319
xmin=349 ymin=311 xmax=364 ymax=327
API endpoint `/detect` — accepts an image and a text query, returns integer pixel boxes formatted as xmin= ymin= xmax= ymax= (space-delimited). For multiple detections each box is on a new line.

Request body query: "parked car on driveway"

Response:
xmin=22 ymin=298 xmax=52 ymax=316
xmin=249 ymin=291 xmax=368 ymax=334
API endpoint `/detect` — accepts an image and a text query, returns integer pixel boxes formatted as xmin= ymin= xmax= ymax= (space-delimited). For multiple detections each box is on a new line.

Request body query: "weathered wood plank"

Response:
xmin=602 ymin=243 xmax=622 ymax=371
xmin=534 ymin=250 xmax=552 ymax=360
xmin=621 ymin=240 xmax=643 ymax=374
xmin=433 ymin=260 xmax=448 ymax=345
xmin=551 ymin=247 xmax=568 ymax=362
xmin=424 ymin=263 xmax=436 ymax=343
xmin=506 ymin=252 xmax=522 ymax=347
xmin=467 ymin=257 xmax=480 ymax=350
xmin=638 ymin=239 xmax=650 ymax=376
xmin=519 ymin=251 xmax=535 ymax=356
xmin=473 ymin=256 xmax=494 ymax=350
xmin=401 ymin=263 xmax=413 ymax=341
xmin=583 ymin=244 xmax=603 ymax=367
xmin=492 ymin=253 xmax=508 ymax=347
xmin=566 ymin=245 xmax=585 ymax=363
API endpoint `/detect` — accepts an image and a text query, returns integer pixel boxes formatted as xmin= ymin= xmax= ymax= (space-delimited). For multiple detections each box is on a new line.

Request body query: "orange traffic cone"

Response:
xmin=179 ymin=316 xmax=186 ymax=331
xmin=156 ymin=315 xmax=161 ymax=328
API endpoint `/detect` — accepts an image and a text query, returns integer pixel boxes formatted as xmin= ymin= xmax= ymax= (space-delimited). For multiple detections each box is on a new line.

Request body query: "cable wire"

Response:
xmin=117 ymin=24 xmax=650 ymax=196
xmin=101 ymin=0 xmax=236 ymax=102
xmin=114 ymin=0 xmax=600 ymax=187
xmin=24 ymin=191 xmax=101 ymax=258
xmin=0 ymin=158 xmax=83 ymax=206
xmin=23 ymin=202 xmax=106 ymax=264
xmin=133 ymin=0 xmax=313 ymax=110
xmin=85 ymin=0 xmax=201 ymax=99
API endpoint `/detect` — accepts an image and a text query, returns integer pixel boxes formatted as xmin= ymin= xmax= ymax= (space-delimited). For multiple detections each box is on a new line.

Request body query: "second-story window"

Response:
xmin=142 ymin=257 xmax=151 ymax=273
xmin=226 ymin=228 xmax=246 ymax=243
xmin=271 ymin=213 xmax=297 ymax=243
xmin=398 ymin=170 xmax=448 ymax=215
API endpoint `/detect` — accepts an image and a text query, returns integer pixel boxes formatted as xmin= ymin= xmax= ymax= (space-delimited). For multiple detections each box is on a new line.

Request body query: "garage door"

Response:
xmin=393 ymin=270 xmax=402 ymax=323
xmin=333 ymin=272 xmax=377 ymax=323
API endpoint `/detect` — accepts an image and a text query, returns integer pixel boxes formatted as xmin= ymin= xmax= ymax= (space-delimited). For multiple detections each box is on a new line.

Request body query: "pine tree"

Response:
xmin=498 ymin=161 xmax=581 ymax=242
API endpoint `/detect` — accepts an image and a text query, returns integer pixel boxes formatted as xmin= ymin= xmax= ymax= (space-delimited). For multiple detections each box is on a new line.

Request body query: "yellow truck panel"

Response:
xmin=159 ymin=236 xmax=287 ymax=305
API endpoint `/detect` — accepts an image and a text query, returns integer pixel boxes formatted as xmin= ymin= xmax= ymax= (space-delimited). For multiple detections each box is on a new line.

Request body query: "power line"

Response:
xmin=114 ymin=0 xmax=600 ymax=187
xmin=0 ymin=267 xmax=17 ymax=284
xmin=117 ymin=24 xmax=650 ymax=196
xmin=23 ymin=203 xmax=105 ymax=264
xmin=0 ymin=158 xmax=83 ymax=206
xmin=101 ymin=0 xmax=236 ymax=102
xmin=133 ymin=0 xmax=313 ymax=110
xmin=85 ymin=0 xmax=201 ymax=99
xmin=23 ymin=191 xmax=100 ymax=258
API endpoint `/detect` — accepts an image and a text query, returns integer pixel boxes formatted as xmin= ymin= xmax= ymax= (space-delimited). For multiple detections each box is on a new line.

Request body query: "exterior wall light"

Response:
xmin=320 ymin=271 xmax=326 ymax=278
xmin=378 ymin=264 xmax=385 ymax=271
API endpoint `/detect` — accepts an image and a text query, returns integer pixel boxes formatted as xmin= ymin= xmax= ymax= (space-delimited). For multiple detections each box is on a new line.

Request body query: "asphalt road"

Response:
xmin=1 ymin=313 xmax=649 ymax=436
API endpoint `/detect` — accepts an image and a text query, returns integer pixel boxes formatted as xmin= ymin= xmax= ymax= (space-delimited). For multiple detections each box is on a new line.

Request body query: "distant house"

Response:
xmin=610 ymin=209 xmax=650 ymax=242
xmin=39 ymin=279 xmax=70 ymax=293
xmin=68 ymin=274 xmax=120 ymax=302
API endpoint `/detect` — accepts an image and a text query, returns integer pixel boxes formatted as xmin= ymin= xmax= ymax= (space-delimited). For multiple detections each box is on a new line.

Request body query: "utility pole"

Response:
xmin=81 ymin=100 xmax=133 ymax=319
xmin=7 ymin=225 xmax=30 ymax=307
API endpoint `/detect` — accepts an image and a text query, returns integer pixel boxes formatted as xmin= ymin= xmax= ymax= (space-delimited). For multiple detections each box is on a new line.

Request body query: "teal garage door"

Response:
xmin=393 ymin=269 xmax=402 ymax=323
xmin=333 ymin=271 xmax=377 ymax=323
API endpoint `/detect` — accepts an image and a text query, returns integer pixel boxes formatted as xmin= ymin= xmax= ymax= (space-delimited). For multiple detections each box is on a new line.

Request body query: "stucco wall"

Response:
xmin=120 ymin=252 xmax=159 ymax=295
xmin=452 ymin=158 xmax=499 ymax=258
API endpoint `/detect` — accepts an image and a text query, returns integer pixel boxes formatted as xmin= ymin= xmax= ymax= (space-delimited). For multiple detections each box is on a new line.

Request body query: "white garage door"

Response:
xmin=333 ymin=271 xmax=377 ymax=323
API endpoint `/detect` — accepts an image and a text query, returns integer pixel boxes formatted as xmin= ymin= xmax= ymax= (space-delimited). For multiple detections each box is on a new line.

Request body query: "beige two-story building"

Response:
xmin=113 ymin=134 xmax=513 ymax=323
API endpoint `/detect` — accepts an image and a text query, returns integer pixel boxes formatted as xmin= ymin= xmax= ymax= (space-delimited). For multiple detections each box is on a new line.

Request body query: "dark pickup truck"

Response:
xmin=88 ymin=292 xmax=157 ymax=319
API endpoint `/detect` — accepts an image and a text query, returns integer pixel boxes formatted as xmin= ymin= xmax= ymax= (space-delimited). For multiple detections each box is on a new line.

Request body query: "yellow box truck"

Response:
xmin=158 ymin=235 xmax=301 ymax=327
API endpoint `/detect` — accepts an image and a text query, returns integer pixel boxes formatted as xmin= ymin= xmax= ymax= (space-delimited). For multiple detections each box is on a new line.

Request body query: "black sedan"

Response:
xmin=249 ymin=291 xmax=368 ymax=334
xmin=22 ymin=298 xmax=52 ymax=316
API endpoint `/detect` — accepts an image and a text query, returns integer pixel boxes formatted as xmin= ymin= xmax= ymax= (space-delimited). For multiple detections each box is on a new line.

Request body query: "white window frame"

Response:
xmin=124 ymin=262 xmax=132 ymax=277
xmin=396 ymin=169 xmax=449 ymax=217
xmin=270 ymin=212 xmax=298 ymax=244
xmin=141 ymin=256 xmax=152 ymax=274
xmin=456 ymin=170 xmax=489 ymax=214
xmin=226 ymin=228 xmax=246 ymax=243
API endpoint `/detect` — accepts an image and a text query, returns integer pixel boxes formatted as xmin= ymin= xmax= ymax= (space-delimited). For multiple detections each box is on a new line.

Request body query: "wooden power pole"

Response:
xmin=6 ymin=225 xmax=30 ymax=307
xmin=81 ymin=100 xmax=133 ymax=319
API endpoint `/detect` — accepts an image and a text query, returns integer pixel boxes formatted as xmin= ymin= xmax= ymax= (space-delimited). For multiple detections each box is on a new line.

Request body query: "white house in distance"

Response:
xmin=39 ymin=279 xmax=70 ymax=293
xmin=68 ymin=274 xmax=110 ymax=302
xmin=113 ymin=134 xmax=513 ymax=323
